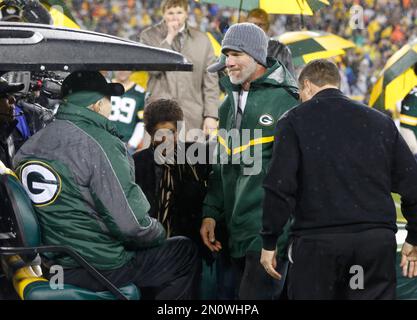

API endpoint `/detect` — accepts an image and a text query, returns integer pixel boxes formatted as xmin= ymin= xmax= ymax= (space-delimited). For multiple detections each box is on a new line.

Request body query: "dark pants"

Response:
xmin=287 ymin=229 xmax=397 ymax=300
xmin=60 ymin=236 xmax=200 ymax=300
xmin=232 ymin=251 xmax=288 ymax=300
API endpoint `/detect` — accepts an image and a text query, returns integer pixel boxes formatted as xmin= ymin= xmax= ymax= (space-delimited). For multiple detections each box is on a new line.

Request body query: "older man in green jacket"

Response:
xmin=200 ymin=23 xmax=299 ymax=300
xmin=14 ymin=71 xmax=199 ymax=299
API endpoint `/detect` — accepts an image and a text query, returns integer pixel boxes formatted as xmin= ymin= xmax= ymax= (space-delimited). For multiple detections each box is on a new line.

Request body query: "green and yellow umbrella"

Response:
xmin=369 ymin=39 xmax=417 ymax=112
xmin=277 ymin=30 xmax=355 ymax=66
xmin=195 ymin=0 xmax=329 ymax=15
xmin=40 ymin=0 xmax=80 ymax=28
xmin=206 ymin=32 xmax=222 ymax=57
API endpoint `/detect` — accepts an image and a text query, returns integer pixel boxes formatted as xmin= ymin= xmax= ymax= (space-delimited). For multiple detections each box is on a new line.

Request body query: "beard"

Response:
xmin=229 ymin=58 xmax=258 ymax=85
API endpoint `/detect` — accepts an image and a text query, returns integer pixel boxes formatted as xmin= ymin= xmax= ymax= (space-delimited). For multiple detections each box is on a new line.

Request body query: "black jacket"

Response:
xmin=262 ymin=88 xmax=417 ymax=250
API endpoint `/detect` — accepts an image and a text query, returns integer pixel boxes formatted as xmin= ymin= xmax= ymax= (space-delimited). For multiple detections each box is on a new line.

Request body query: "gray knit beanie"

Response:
xmin=221 ymin=23 xmax=268 ymax=66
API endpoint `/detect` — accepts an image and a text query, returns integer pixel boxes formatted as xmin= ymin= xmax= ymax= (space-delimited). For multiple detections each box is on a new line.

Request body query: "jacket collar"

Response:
xmin=312 ymin=88 xmax=344 ymax=99
xmin=56 ymin=103 xmax=122 ymax=139
xmin=220 ymin=57 xmax=298 ymax=93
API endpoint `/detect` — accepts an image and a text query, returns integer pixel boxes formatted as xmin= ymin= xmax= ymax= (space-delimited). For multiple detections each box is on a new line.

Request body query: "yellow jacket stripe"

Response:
xmin=400 ymin=114 xmax=417 ymax=126
xmin=218 ymin=135 xmax=231 ymax=155
xmin=218 ymin=136 xmax=275 ymax=155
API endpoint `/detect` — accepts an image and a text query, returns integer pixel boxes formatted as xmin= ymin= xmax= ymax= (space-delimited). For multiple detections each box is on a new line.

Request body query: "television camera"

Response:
xmin=3 ymin=70 xmax=67 ymax=133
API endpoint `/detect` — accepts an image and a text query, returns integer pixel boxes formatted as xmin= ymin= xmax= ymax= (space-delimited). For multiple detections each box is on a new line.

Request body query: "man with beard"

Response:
xmin=200 ymin=23 xmax=299 ymax=299
xmin=208 ymin=9 xmax=295 ymax=79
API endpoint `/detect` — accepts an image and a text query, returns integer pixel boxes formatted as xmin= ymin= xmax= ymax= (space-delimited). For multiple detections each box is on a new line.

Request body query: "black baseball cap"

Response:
xmin=0 ymin=77 xmax=24 ymax=95
xmin=61 ymin=71 xmax=125 ymax=98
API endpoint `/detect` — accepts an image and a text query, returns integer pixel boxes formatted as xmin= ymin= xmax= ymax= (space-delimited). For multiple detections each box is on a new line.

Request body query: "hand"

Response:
xmin=400 ymin=241 xmax=417 ymax=278
xmin=260 ymin=248 xmax=281 ymax=280
xmin=200 ymin=217 xmax=222 ymax=252
xmin=203 ymin=117 xmax=218 ymax=138
xmin=165 ymin=20 xmax=181 ymax=45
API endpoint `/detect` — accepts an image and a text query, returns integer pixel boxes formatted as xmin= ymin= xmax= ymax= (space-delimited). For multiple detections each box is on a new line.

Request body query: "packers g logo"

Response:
xmin=18 ymin=161 xmax=61 ymax=207
xmin=259 ymin=114 xmax=274 ymax=126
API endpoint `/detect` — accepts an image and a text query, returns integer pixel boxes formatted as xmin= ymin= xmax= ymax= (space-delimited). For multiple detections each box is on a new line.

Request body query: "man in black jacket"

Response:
xmin=260 ymin=59 xmax=417 ymax=299
xmin=0 ymin=77 xmax=24 ymax=168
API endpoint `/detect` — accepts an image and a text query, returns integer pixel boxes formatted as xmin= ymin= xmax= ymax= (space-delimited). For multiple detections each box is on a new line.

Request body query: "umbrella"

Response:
xmin=277 ymin=30 xmax=355 ymax=66
xmin=196 ymin=0 xmax=330 ymax=15
xmin=39 ymin=0 xmax=80 ymax=28
xmin=206 ymin=32 xmax=222 ymax=57
xmin=369 ymin=39 xmax=417 ymax=112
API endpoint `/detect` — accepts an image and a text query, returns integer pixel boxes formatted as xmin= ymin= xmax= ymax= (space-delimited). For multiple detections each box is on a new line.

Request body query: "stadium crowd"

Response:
xmin=68 ymin=0 xmax=417 ymax=103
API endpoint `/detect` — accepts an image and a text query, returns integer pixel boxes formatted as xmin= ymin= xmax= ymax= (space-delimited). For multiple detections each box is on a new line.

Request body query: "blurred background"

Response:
xmin=66 ymin=0 xmax=417 ymax=106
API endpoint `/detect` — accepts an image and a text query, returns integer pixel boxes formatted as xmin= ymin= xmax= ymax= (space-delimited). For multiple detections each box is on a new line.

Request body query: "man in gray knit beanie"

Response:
xmin=218 ymin=23 xmax=270 ymax=89
xmin=221 ymin=22 xmax=268 ymax=67
xmin=201 ymin=22 xmax=299 ymax=299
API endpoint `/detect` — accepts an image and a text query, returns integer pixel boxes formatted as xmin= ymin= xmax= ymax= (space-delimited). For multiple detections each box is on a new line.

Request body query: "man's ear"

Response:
xmin=303 ymin=79 xmax=311 ymax=92
xmin=90 ymin=100 xmax=100 ymax=113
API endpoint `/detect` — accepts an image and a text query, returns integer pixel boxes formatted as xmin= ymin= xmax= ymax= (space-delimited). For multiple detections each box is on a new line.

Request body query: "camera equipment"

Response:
xmin=4 ymin=70 xmax=67 ymax=133
xmin=0 ymin=0 xmax=51 ymax=24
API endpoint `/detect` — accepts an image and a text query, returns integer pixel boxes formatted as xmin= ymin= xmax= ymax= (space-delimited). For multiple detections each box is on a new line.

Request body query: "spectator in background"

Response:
xmin=246 ymin=8 xmax=296 ymax=77
xmin=109 ymin=71 xmax=146 ymax=154
xmin=140 ymin=0 xmax=220 ymax=143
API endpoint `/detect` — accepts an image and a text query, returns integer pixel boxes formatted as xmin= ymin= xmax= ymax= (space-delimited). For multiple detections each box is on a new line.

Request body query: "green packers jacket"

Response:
xmin=202 ymin=58 xmax=299 ymax=258
xmin=14 ymin=100 xmax=165 ymax=270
